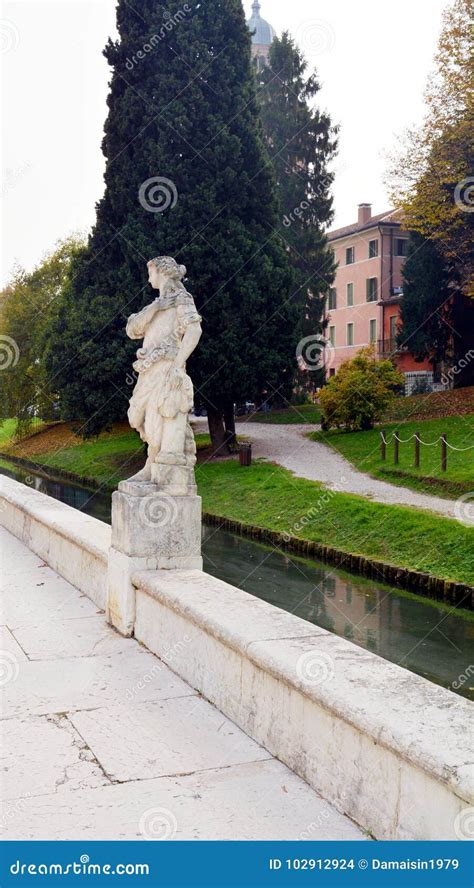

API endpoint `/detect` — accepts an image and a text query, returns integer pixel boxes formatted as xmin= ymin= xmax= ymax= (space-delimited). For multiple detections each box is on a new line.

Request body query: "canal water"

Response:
xmin=1 ymin=460 xmax=472 ymax=700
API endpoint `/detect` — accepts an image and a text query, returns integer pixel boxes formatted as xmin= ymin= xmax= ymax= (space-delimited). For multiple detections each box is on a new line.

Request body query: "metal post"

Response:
xmin=441 ymin=434 xmax=447 ymax=472
xmin=394 ymin=435 xmax=399 ymax=465
xmin=380 ymin=431 xmax=386 ymax=461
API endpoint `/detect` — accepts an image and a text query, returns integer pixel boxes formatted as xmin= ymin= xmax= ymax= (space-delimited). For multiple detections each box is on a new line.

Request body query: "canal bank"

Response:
xmin=1 ymin=449 xmax=472 ymax=609
xmin=0 ymin=458 xmax=472 ymax=700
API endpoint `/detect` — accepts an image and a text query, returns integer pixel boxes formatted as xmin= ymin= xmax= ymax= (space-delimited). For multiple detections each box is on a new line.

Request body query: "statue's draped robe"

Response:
xmin=126 ymin=290 xmax=201 ymax=451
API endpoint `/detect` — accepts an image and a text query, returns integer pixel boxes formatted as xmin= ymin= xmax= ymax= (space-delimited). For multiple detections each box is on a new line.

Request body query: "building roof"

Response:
xmin=247 ymin=1 xmax=275 ymax=46
xmin=327 ymin=208 xmax=403 ymax=242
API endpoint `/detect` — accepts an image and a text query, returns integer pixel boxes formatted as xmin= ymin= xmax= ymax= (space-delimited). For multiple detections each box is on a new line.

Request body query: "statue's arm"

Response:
xmin=175 ymin=321 xmax=202 ymax=369
xmin=126 ymin=300 xmax=160 ymax=339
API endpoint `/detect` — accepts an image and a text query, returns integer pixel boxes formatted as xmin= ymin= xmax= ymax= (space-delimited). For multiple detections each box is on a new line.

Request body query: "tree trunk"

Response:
xmin=207 ymin=407 xmax=228 ymax=456
xmin=223 ymin=403 xmax=237 ymax=450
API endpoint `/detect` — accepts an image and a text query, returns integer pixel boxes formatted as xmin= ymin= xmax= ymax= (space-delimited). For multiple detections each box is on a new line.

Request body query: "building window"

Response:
xmin=346 ymin=282 xmax=354 ymax=306
xmin=328 ymin=288 xmax=337 ymax=310
xmin=345 ymin=246 xmax=354 ymax=265
xmin=347 ymin=323 xmax=354 ymax=346
xmin=389 ymin=315 xmax=397 ymax=341
xmin=369 ymin=239 xmax=378 ymax=258
xmin=366 ymin=277 xmax=378 ymax=302
xmin=329 ymin=325 xmax=336 ymax=347
xmin=369 ymin=318 xmax=377 ymax=342
xmin=395 ymin=238 xmax=408 ymax=257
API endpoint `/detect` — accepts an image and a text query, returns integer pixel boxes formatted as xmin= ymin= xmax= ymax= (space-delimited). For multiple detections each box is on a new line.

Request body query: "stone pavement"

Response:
xmin=0 ymin=527 xmax=364 ymax=841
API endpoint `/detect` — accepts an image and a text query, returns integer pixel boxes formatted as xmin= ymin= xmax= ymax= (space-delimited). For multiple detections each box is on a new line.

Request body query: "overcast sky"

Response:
xmin=2 ymin=0 xmax=446 ymax=284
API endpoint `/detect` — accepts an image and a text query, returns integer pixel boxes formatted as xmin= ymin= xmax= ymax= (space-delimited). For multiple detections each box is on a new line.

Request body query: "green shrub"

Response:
xmin=320 ymin=346 xmax=404 ymax=431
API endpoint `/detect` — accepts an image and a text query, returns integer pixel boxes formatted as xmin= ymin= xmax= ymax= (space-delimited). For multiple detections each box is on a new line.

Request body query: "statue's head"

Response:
xmin=147 ymin=255 xmax=186 ymax=290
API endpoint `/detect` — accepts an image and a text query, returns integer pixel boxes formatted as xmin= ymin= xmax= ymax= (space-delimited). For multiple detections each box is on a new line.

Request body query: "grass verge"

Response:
xmin=310 ymin=414 xmax=474 ymax=499
xmin=195 ymin=460 xmax=474 ymax=587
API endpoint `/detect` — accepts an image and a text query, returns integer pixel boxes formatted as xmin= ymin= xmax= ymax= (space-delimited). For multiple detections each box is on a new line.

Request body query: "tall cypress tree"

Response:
xmin=46 ymin=0 xmax=297 ymax=448
xmin=257 ymin=33 xmax=337 ymax=388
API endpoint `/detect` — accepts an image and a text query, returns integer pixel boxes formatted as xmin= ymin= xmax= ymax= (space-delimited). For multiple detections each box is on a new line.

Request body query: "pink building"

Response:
xmin=324 ymin=203 xmax=432 ymax=391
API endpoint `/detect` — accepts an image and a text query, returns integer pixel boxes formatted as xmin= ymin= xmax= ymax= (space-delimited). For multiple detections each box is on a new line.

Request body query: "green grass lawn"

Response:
xmin=247 ymin=404 xmax=321 ymax=424
xmin=196 ymin=460 xmax=474 ymax=586
xmin=0 ymin=420 xmax=18 ymax=446
xmin=310 ymin=414 xmax=474 ymax=499
xmin=33 ymin=428 xmax=144 ymax=486
xmin=0 ymin=418 xmax=46 ymax=446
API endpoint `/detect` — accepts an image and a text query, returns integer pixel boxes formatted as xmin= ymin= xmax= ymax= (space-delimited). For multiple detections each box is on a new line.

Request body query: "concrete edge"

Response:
xmin=132 ymin=571 xmax=474 ymax=839
xmin=0 ymin=475 xmax=109 ymax=608
xmin=0 ymin=474 xmax=109 ymax=562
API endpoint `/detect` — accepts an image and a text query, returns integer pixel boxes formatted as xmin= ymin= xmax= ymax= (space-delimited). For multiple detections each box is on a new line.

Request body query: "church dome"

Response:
xmin=247 ymin=1 xmax=275 ymax=47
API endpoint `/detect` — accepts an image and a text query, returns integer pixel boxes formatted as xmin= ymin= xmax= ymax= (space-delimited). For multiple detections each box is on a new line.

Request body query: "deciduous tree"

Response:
xmin=386 ymin=0 xmax=473 ymax=293
xmin=0 ymin=236 xmax=85 ymax=437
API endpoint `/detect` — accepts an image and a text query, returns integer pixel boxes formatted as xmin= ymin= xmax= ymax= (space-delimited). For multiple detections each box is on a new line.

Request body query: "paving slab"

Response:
xmin=0 ymin=625 xmax=28 ymax=662
xmin=0 ymin=528 xmax=366 ymax=841
xmin=70 ymin=697 xmax=270 ymax=782
xmin=0 ymin=759 xmax=365 ymax=841
xmin=1 ymin=570 xmax=100 ymax=628
xmin=0 ymin=651 xmax=195 ymax=719
xmin=0 ymin=714 xmax=109 ymax=801
xmin=12 ymin=615 xmax=132 ymax=660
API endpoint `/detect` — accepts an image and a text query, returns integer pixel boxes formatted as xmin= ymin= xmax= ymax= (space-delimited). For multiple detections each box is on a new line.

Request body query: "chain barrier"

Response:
xmin=379 ymin=428 xmax=474 ymax=472
xmin=380 ymin=431 xmax=474 ymax=451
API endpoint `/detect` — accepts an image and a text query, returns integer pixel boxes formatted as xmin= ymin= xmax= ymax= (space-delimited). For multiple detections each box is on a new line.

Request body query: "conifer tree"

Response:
xmin=257 ymin=33 xmax=337 ymax=388
xmin=398 ymin=232 xmax=459 ymax=373
xmin=46 ymin=0 xmax=297 ymax=449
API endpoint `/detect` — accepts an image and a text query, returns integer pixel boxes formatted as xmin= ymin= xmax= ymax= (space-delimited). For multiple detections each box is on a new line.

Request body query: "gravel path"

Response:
xmin=237 ymin=421 xmax=456 ymax=518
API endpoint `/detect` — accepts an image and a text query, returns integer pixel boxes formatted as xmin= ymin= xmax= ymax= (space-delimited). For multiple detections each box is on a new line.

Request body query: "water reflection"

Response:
xmin=203 ymin=525 xmax=474 ymax=700
xmin=0 ymin=463 xmax=112 ymax=523
xmin=1 ymin=461 xmax=472 ymax=699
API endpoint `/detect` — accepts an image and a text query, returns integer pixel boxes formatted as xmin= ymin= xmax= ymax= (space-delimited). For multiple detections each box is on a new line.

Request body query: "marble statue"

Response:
xmin=126 ymin=256 xmax=202 ymax=483
xmin=108 ymin=255 xmax=203 ymax=635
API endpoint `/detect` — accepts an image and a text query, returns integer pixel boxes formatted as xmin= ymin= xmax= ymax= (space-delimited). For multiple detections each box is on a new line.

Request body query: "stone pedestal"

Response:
xmin=151 ymin=463 xmax=197 ymax=496
xmin=107 ymin=478 xmax=202 ymax=636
